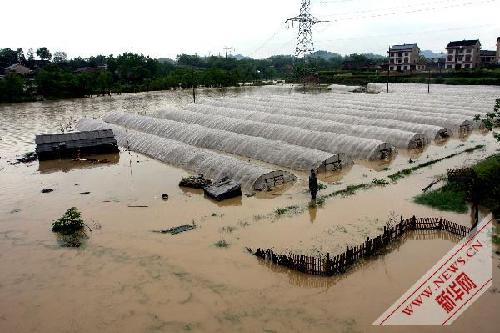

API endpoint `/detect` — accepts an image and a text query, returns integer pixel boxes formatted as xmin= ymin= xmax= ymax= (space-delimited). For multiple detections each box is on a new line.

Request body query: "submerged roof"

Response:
xmin=35 ymin=129 xmax=115 ymax=144
xmin=447 ymin=40 xmax=480 ymax=47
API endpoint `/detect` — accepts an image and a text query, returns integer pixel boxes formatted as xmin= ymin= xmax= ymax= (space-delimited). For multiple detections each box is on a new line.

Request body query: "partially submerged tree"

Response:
xmin=52 ymin=207 xmax=89 ymax=247
xmin=475 ymin=98 xmax=500 ymax=142
xmin=52 ymin=207 xmax=86 ymax=235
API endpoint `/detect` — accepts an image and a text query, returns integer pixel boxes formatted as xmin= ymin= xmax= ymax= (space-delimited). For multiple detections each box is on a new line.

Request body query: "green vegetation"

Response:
xmin=52 ymin=207 xmax=86 ymax=235
xmin=214 ymin=239 xmax=230 ymax=248
xmin=414 ymin=183 xmax=468 ymax=213
xmin=387 ymin=145 xmax=485 ymax=182
xmin=274 ymin=205 xmax=301 ymax=216
xmin=319 ymin=68 xmax=500 ymax=86
xmin=414 ymin=154 xmax=500 ymax=215
xmin=372 ymin=178 xmax=389 ymax=185
xmin=471 ymin=154 xmax=500 ymax=215
xmin=475 ymin=98 xmax=500 ymax=142
xmin=317 ymin=182 xmax=328 ymax=190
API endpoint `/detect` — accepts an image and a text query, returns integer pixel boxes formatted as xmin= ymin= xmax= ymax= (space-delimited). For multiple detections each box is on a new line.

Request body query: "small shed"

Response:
xmin=35 ymin=129 xmax=119 ymax=160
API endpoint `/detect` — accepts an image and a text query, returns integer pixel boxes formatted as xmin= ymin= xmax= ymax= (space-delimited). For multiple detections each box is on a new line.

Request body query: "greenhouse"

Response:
xmin=77 ymin=119 xmax=296 ymax=191
xmin=157 ymin=108 xmax=394 ymax=160
xmin=200 ymin=99 xmax=448 ymax=141
xmin=103 ymin=112 xmax=345 ymax=172
xmin=187 ymin=103 xmax=426 ymax=149
xmin=212 ymin=96 xmax=473 ymax=133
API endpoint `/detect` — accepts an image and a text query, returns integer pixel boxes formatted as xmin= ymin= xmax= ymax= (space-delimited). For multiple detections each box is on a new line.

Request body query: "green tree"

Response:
xmin=474 ymin=99 xmax=500 ymax=142
xmin=0 ymin=48 xmax=18 ymax=68
xmin=36 ymin=47 xmax=52 ymax=61
xmin=53 ymin=51 xmax=68 ymax=63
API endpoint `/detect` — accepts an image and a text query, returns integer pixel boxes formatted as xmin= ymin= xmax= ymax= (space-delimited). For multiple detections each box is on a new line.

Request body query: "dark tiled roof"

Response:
xmin=35 ymin=129 xmax=116 ymax=153
xmin=447 ymin=40 xmax=480 ymax=47
xmin=390 ymin=43 xmax=418 ymax=51
xmin=480 ymin=50 xmax=497 ymax=56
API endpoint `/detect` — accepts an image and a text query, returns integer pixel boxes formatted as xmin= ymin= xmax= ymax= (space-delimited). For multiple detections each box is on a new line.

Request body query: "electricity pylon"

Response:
xmin=285 ymin=0 xmax=328 ymax=59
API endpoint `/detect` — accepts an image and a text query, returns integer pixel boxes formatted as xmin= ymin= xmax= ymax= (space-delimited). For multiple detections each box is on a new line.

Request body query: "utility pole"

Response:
xmin=223 ymin=46 xmax=234 ymax=59
xmin=427 ymin=68 xmax=431 ymax=94
xmin=191 ymin=66 xmax=196 ymax=103
xmin=387 ymin=46 xmax=390 ymax=93
xmin=286 ymin=0 xmax=328 ymax=89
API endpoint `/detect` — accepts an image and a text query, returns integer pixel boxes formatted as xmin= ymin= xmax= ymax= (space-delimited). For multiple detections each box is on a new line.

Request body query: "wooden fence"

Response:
xmin=248 ymin=216 xmax=471 ymax=277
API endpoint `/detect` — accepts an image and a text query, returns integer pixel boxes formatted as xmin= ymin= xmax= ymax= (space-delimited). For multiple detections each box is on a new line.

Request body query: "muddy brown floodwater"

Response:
xmin=0 ymin=87 xmax=499 ymax=333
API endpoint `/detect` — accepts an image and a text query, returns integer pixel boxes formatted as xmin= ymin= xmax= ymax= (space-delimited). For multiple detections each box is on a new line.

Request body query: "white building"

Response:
xmin=388 ymin=43 xmax=422 ymax=72
xmin=445 ymin=40 xmax=481 ymax=69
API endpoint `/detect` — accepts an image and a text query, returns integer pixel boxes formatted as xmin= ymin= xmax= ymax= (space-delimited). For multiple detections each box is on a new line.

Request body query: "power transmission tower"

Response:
xmin=285 ymin=0 xmax=328 ymax=59
xmin=223 ymin=46 xmax=235 ymax=59
xmin=286 ymin=0 xmax=328 ymax=90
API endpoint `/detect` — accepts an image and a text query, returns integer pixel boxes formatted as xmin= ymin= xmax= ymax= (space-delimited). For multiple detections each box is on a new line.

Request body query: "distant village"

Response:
xmin=388 ymin=37 xmax=500 ymax=72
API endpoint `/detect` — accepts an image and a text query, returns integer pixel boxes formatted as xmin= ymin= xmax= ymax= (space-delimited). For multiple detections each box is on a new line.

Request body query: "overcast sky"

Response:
xmin=1 ymin=0 xmax=499 ymax=59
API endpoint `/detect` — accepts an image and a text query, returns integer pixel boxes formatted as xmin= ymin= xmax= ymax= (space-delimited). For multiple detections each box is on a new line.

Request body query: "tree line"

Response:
xmin=0 ymin=47 xmax=386 ymax=103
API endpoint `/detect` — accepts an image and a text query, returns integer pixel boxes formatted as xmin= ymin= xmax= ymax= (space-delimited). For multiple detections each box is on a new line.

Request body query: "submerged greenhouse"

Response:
xmin=103 ymin=112 xmax=348 ymax=172
xmin=156 ymin=108 xmax=394 ymax=160
xmin=77 ymin=119 xmax=297 ymax=191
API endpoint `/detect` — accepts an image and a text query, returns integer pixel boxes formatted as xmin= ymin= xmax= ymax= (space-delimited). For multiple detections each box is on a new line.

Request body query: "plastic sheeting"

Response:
xmin=103 ymin=112 xmax=345 ymax=172
xmin=77 ymin=118 xmax=296 ymax=191
xmin=155 ymin=108 xmax=393 ymax=160
xmin=190 ymin=102 xmax=428 ymax=149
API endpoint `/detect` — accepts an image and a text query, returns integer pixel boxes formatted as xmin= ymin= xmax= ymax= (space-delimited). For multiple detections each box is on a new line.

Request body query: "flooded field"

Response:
xmin=1 ymin=85 xmax=499 ymax=332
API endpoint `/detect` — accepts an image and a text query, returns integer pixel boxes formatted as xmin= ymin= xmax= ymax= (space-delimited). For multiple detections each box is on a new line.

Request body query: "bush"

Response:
xmin=52 ymin=207 xmax=86 ymax=235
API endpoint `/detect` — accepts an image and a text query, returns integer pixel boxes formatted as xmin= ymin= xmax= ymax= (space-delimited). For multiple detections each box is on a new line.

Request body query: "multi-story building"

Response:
xmin=445 ymin=39 xmax=481 ymax=69
xmin=388 ymin=43 xmax=421 ymax=71
xmin=480 ymin=50 xmax=497 ymax=65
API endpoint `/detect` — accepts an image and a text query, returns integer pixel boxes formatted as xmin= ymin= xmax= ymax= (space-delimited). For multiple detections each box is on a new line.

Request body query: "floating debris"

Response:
xmin=127 ymin=205 xmax=149 ymax=208
xmin=203 ymin=178 xmax=242 ymax=201
xmin=153 ymin=224 xmax=196 ymax=235
xmin=179 ymin=174 xmax=212 ymax=189
xmin=41 ymin=188 xmax=54 ymax=194
xmin=80 ymin=192 xmax=91 ymax=195
xmin=161 ymin=194 xmax=169 ymax=200
xmin=14 ymin=152 xmax=37 ymax=164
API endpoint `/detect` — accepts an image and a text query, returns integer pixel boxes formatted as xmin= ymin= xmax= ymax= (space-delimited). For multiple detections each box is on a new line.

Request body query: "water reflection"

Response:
xmin=308 ymin=205 xmax=318 ymax=223
xmin=38 ymin=153 xmax=119 ymax=174
xmin=257 ymin=230 xmax=463 ymax=289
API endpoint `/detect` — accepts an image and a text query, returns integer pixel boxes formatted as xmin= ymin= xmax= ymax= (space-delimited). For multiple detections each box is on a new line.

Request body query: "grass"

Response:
xmin=274 ymin=205 xmax=301 ymax=216
xmin=388 ymin=144 xmax=485 ymax=182
xmin=472 ymin=154 xmax=500 ymax=215
xmin=372 ymin=178 xmax=389 ymax=186
xmin=214 ymin=239 xmax=230 ymax=248
xmin=414 ymin=183 xmax=468 ymax=213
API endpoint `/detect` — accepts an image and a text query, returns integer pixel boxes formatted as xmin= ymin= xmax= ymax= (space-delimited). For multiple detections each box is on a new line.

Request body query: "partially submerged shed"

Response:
xmin=35 ymin=129 xmax=119 ymax=160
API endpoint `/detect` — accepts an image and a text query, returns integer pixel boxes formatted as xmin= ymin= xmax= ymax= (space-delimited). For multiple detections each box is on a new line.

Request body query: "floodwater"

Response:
xmin=0 ymin=87 xmax=499 ymax=332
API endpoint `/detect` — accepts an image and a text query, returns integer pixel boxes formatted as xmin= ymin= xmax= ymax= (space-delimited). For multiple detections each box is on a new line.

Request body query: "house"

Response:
xmin=35 ymin=129 xmax=119 ymax=160
xmin=497 ymin=37 xmax=500 ymax=64
xmin=445 ymin=40 xmax=481 ymax=69
xmin=4 ymin=63 xmax=32 ymax=76
xmin=480 ymin=50 xmax=497 ymax=65
xmin=388 ymin=43 xmax=421 ymax=71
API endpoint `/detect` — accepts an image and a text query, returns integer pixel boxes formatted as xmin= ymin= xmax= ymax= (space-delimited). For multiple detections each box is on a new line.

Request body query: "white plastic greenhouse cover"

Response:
xmin=156 ymin=108 xmax=393 ymax=160
xmin=264 ymin=94 xmax=481 ymax=127
xmin=199 ymin=97 xmax=448 ymax=141
xmin=192 ymin=101 xmax=428 ymax=149
xmin=228 ymin=95 xmax=474 ymax=133
xmin=315 ymin=93 xmax=486 ymax=119
xmin=77 ymin=119 xmax=296 ymax=191
xmin=103 ymin=112 xmax=344 ymax=172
